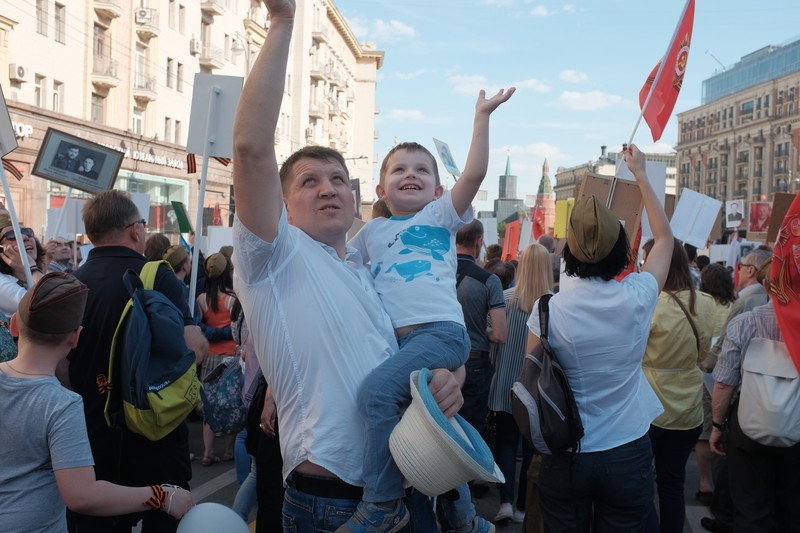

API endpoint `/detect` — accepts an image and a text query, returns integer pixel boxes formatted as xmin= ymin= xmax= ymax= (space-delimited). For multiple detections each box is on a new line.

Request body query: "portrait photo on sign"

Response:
xmin=748 ymin=201 xmax=772 ymax=234
xmin=725 ymin=199 xmax=745 ymax=228
xmin=32 ymin=128 xmax=123 ymax=195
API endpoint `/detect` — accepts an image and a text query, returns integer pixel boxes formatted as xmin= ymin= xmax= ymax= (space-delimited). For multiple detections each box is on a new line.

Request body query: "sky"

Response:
xmin=335 ymin=0 xmax=800 ymax=212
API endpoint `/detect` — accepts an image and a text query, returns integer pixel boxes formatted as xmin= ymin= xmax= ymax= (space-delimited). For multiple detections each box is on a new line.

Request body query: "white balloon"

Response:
xmin=177 ymin=502 xmax=249 ymax=533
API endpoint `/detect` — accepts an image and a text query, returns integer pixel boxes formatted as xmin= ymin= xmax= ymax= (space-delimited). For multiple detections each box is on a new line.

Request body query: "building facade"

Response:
xmin=676 ymin=38 xmax=800 ymax=205
xmin=0 ymin=0 xmax=381 ymax=239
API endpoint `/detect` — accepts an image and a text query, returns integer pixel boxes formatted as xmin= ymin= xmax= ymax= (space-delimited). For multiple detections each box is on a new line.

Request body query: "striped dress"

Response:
xmin=488 ymin=288 xmax=534 ymax=414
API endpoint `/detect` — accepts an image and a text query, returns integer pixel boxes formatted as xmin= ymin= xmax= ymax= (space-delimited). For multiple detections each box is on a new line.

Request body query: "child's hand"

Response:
xmin=475 ymin=87 xmax=516 ymax=116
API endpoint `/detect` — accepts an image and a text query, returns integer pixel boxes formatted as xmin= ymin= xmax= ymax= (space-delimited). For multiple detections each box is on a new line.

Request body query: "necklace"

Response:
xmin=3 ymin=361 xmax=51 ymax=377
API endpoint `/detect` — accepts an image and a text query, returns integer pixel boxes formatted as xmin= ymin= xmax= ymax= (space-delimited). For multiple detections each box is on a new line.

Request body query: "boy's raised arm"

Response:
xmin=232 ymin=0 xmax=296 ymax=241
xmin=450 ymin=87 xmax=515 ymax=216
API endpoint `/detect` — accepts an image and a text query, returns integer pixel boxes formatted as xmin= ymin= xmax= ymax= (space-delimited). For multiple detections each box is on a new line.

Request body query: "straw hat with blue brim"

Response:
xmin=389 ymin=368 xmax=504 ymax=496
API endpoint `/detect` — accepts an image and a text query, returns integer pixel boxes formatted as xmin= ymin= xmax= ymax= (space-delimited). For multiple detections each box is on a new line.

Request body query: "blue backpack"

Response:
xmin=104 ymin=261 xmax=201 ymax=441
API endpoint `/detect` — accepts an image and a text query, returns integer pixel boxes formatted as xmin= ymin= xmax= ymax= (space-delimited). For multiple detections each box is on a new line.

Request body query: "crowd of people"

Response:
xmin=0 ymin=1 xmax=797 ymax=532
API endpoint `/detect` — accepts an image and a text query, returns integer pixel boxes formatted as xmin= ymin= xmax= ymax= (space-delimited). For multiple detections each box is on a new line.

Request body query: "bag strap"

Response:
xmin=538 ymin=294 xmax=553 ymax=340
xmin=140 ymin=260 xmax=166 ymax=291
xmin=666 ymin=291 xmax=700 ymax=354
xmin=456 ymin=273 xmax=466 ymax=288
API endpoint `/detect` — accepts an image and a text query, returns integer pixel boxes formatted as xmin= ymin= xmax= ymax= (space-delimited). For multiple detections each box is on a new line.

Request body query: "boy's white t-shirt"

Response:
xmin=350 ymin=190 xmax=471 ymax=329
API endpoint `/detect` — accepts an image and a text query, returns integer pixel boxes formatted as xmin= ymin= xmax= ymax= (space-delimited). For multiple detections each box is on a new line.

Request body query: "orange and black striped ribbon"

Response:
xmin=1 ymin=159 xmax=23 ymax=181
xmin=185 ymin=154 xmax=231 ymax=174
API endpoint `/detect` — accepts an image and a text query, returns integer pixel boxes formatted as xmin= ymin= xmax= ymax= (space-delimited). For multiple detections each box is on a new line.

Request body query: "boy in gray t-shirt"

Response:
xmin=0 ymin=273 xmax=195 ymax=531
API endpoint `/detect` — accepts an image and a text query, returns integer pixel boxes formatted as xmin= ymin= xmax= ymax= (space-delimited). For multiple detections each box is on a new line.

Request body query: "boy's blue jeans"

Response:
xmin=357 ymin=321 xmax=469 ymax=502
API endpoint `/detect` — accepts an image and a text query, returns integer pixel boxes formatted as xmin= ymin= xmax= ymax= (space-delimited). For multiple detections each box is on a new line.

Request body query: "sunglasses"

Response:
xmin=0 ymin=227 xmax=34 ymax=242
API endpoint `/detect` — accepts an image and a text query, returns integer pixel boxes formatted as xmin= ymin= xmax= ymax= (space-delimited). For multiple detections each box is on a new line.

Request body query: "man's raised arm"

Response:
xmin=232 ymin=0 xmax=295 ymax=241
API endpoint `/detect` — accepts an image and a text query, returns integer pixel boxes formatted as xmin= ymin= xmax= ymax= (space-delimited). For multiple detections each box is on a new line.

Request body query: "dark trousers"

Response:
xmin=460 ymin=356 xmax=492 ymax=436
xmin=709 ymin=454 xmax=734 ymax=529
xmin=646 ymin=424 xmax=703 ymax=533
xmin=494 ymin=411 xmax=534 ymax=509
xmin=727 ymin=408 xmax=800 ymax=532
xmin=539 ymin=434 xmax=653 ymax=533
xmin=68 ymin=424 xmax=192 ymax=533
xmin=255 ymin=422 xmax=285 ymax=533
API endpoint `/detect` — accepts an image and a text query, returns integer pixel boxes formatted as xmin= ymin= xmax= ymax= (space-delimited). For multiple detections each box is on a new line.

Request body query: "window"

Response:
xmin=176 ymin=63 xmax=184 ymax=92
xmin=174 ymin=120 xmax=182 ymax=144
xmin=178 ymin=5 xmax=186 ymax=34
xmin=741 ymin=101 xmax=754 ymax=114
xmin=91 ymin=93 xmax=105 ymax=124
xmin=165 ymin=117 xmax=173 ymax=142
xmin=36 ymin=0 xmax=48 ymax=36
xmin=132 ymin=107 xmax=144 ymax=135
xmin=224 ymin=34 xmax=230 ymax=60
xmin=35 ymin=75 xmax=45 ymax=108
xmin=52 ymin=81 xmax=63 ymax=112
xmin=134 ymin=44 xmax=147 ymax=89
xmin=168 ymin=0 xmax=176 ymax=29
xmin=166 ymin=58 xmax=174 ymax=88
xmin=54 ymin=3 xmax=66 ymax=43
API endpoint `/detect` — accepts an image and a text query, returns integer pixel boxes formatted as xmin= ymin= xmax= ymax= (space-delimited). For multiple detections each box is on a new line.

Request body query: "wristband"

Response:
xmin=30 ymin=266 xmax=42 ymax=274
xmin=145 ymin=485 xmax=167 ymax=511
xmin=711 ymin=420 xmax=727 ymax=430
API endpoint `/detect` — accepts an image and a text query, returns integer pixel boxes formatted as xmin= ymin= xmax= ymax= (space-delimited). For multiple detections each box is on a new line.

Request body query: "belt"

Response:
xmin=469 ymin=350 xmax=488 ymax=359
xmin=286 ymin=471 xmax=363 ymax=500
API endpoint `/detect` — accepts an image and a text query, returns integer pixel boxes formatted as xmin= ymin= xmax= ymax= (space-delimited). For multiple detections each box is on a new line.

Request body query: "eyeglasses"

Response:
xmin=125 ymin=219 xmax=146 ymax=229
xmin=0 ymin=227 xmax=34 ymax=242
xmin=738 ymin=262 xmax=754 ymax=269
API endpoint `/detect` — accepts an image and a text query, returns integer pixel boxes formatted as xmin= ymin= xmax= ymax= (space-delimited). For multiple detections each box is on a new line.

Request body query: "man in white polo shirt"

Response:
xmin=231 ymin=1 xmax=469 ymax=531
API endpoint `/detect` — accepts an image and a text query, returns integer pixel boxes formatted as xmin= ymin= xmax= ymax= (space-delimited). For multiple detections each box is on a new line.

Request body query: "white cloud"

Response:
xmin=503 ymin=142 xmax=568 ymax=161
xmin=371 ymin=19 xmax=415 ymax=42
xmin=513 ymin=78 xmax=551 ymax=93
xmin=388 ymin=109 xmax=426 ymax=121
xmin=485 ymin=0 xmax=516 ymax=5
xmin=556 ymin=91 xmax=622 ymax=111
xmin=531 ymin=6 xmax=550 ymax=17
xmin=559 ymin=70 xmax=588 ymax=84
xmin=347 ymin=18 xmax=369 ymax=39
xmin=395 ymin=69 xmax=426 ymax=81
xmin=530 ymin=4 xmax=578 ymax=17
xmin=563 ymin=4 xmax=576 ymax=14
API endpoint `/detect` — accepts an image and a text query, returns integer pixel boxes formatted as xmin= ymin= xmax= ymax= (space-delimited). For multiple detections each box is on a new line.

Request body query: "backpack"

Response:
xmin=511 ymin=294 xmax=584 ymax=454
xmin=737 ymin=337 xmax=800 ymax=447
xmin=201 ymin=355 xmax=247 ymax=435
xmin=104 ymin=261 xmax=202 ymax=441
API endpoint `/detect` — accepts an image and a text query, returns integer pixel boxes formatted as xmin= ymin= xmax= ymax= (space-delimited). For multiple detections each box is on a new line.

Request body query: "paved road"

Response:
xmin=184 ymin=419 xmax=713 ymax=532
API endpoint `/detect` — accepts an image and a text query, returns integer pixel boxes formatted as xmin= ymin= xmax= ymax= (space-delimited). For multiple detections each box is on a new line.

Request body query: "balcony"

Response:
xmin=132 ymin=75 xmax=157 ymax=102
xmin=309 ymin=101 xmax=325 ymax=119
xmin=91 ymin=56 xmax=119 ymax=88
xmin=94 ymin=0 xmax=123 ymax=19
xmin=134 ymin=8 xmax=159 ymax=40
xmin=200 ymin=0 xmax=225 ymax=16
xmin=309 ymin=62 xmax=328 ymax=81
xmin=199 ymin=43 xmax=225 ymax=70
xmin=311 ymin=25 xmax=330 ymax=44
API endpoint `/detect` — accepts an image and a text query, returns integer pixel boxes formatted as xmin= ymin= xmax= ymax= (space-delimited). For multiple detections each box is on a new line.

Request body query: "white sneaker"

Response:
xmin=493 ymin=502 xmax=513 ymax=523
xmin=512 ymin=509 xmax=525 ymax=523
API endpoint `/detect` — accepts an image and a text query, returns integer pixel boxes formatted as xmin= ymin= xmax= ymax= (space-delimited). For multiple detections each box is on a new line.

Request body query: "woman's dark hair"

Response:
xmin=203 ymin=260 xmax=234 ymax=313
xmin=483 ymin=259 xmax=516 ymax=290
xmin=0 ymin=237 xmax=46 ymax=277
xmin=563 ymin=223 xmax=630 ymax=281
xmin=643 ymin=237 xmax=697 ymax=314
xmin=700 ymin=263 xmax=736 ymax=306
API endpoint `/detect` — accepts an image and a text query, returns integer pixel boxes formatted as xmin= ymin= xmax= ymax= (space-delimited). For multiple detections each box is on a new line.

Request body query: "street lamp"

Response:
xmin=231 ymin=32 xmax=252 ymax=77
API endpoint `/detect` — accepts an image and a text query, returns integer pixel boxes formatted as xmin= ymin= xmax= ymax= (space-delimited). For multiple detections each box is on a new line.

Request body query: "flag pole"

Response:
xmin=0 ymin=164 xmax=33 ymax=287
xmin=628 ymin=0 xmax=693 ymax=146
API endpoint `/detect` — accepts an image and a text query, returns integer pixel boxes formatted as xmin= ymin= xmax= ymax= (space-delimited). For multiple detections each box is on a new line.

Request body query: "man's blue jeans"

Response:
xmin=281 ymin=486 xmax=437 ymax=532
xmin=358 ymin=321 xmax=469 ymax=502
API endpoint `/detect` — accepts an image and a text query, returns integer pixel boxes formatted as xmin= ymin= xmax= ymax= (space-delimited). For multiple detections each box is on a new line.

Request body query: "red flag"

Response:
xmin=532 ymin=207 xmax=546 ymax=241
xmin=1 ymin=159 xmax=23 ymax=181
xmin=502 ymin=220 xmax=520 ymax=261
xmin=212 ymin=203 xmax=223 ymax=226
xmin=639 ymin=0 xmax=695 ymax=142
xmin=770 ymin=193 xmax=800 ymax=372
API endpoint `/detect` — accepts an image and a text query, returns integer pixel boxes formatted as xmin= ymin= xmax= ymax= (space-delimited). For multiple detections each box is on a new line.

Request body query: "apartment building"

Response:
xmin=676 ymin=37 xmax=800 ymax=204
xmin=0 ymin=0 xmax=382 ymax=237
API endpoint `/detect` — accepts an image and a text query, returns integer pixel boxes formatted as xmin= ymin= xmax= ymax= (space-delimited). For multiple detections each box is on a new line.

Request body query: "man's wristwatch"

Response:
xmin=711 ymin=420 xmax=727 ymax=430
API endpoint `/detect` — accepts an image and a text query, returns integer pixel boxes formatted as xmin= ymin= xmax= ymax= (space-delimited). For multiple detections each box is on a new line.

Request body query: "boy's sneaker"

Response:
xmin=335 ymin=500 xmax=409 ymax=533
xmin=454 ymin=516 xmax=495 ymax=533
xmin=512 ymin=509 xmax=525 ymax=523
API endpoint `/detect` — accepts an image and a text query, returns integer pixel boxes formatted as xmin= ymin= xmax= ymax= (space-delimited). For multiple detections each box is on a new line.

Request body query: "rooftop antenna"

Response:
xmin=705 ymin=49 xmax=726 ymax=71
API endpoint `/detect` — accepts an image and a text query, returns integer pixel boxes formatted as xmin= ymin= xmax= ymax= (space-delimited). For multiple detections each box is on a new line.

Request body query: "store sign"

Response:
xmin=11 ymin=121 xmax=34 ymax=139
xmin=131 ymin=150 xmax=185 ymax=169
